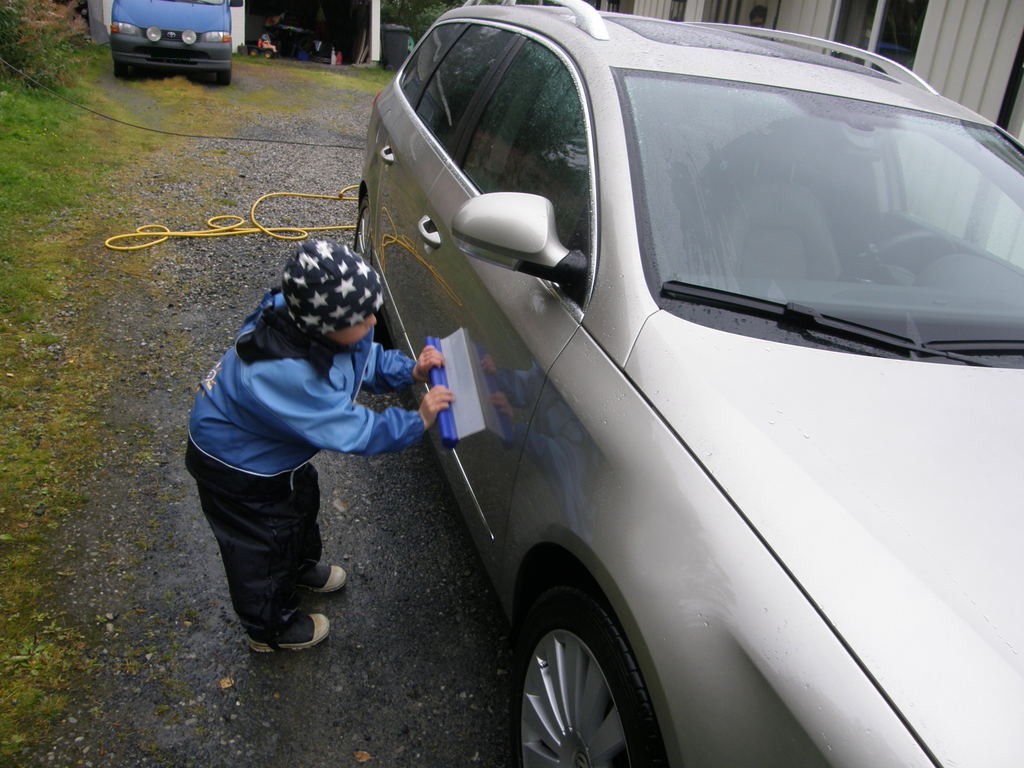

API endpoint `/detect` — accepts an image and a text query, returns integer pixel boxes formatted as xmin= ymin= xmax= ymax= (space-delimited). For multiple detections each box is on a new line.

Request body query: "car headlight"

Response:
xmin=200 ymin=31 xmax=231 ymax=43
xmin=145 ymin=26 xmax=161 ymax=42
xmin=111 ymin=21 xmax=141 ymax=36
xmin=181 ymin=29 xmax=198 ymax=45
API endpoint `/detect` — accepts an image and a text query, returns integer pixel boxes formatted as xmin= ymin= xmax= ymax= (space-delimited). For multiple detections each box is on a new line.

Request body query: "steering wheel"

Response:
xmin=872 ymin=228 xmax=953 ymax=263
xmin=846 ymin=228 xmax=951 ymax=285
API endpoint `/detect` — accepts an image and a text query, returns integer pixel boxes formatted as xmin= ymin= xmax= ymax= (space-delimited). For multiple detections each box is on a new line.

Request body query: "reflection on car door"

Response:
xmin=377 ymin=25 xmax=593 ymax=575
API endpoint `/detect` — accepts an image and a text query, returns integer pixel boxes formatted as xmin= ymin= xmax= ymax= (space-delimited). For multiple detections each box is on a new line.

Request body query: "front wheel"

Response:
xmin=354 ymin=194 xmax=395 ymax=349
xmin=512 ymin=586 xmax=667 ymax=768
xmin=354 ymin=194 xmax=373 ymax=262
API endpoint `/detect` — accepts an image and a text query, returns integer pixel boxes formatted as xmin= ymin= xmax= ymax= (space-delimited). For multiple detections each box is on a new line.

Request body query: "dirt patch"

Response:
xmin=20 ymin=58 xmax=511 ymax=768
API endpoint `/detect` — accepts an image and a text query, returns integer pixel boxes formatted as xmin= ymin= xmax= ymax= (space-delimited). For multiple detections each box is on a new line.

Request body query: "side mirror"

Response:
xmin=452 ymin=193 xmax=587 ymax=292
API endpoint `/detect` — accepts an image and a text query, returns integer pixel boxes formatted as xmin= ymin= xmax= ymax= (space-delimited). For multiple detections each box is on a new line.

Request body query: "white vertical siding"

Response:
xmin=606 ymin=0 xmax=1024 ymax=137
xmin=777 ymin=0 xmax=837 ymax=38
xmin=632 ymin=0 xmax=674 ymax=21
xmin=915 ymin=0 xmax=1024 ymax=123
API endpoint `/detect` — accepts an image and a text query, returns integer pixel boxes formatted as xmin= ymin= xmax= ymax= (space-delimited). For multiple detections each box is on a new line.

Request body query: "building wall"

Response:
xmin=672 ymin=0 xmax=1024 ymax=139
xmin=774 ymin=0 xmax=836 ymax=37
xmin=914 ymin=0 xmax=1024 ymax=129
xmin=633 ymin=0 xmax=675 ymax=20
xmin=675 ymin=0 xmax=836 ymax=29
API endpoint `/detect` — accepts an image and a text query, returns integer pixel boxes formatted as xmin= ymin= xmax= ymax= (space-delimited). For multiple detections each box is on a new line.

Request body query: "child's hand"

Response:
xmin=412 ymin=345 xmax=445 ymax=383
xmin=490 ymin=391 xmax=514 ymax=419
xmin=419 ymin=386 xmax=454 ymax=429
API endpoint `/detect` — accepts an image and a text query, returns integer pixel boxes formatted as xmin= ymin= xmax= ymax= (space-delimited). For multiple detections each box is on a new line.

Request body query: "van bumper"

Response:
xmin=110 ymin=35 xmax=233 ymax=74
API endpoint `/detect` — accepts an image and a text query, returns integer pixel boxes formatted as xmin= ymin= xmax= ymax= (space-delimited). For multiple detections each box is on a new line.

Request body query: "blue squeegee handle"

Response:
xmin=425 ymin=336 xmax=458 ymax=449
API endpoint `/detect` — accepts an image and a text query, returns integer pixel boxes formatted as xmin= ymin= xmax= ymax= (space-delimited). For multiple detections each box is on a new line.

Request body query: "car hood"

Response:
xmin=626 ymin=312 xmax=1024 ymax=767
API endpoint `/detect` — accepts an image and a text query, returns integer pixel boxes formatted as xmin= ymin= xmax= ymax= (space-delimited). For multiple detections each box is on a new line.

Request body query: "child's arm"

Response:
xmin=362 ymin=343 xmax=445 ymax=393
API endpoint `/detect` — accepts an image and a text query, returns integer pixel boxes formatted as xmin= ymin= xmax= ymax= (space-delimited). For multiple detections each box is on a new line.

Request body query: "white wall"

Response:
xmin=914 ymin=0 xmax=1024 ymax=130
xmin=231 ymin=5 xmax=245 ymax=45
xmin=371 ymin=0 xmax=381 ymax=62
xmin=775 ymin=0 xmax=836 ymax=37
xmin=668 ymin=0 xmax=1024 ymax=140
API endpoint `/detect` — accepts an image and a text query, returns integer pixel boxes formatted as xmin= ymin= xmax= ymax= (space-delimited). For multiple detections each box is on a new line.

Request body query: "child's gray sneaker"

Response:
xmin=248 ymin=613 xmax=330 ymax=652
xmin=297 ymin=563 xmax=347 ymax=593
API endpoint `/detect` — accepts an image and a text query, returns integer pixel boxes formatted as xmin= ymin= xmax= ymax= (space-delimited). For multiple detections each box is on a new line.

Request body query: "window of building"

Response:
xmin=833 ymin=0 xmax=929 ymax=69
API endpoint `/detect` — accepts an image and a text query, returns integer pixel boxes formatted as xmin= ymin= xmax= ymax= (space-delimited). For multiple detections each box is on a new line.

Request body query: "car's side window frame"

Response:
xmin=452 ymin=25 xmax=598 ymax=310
xmin=400 ymin=20 xmax=598 ymax=312
xmin=411 ymin=24 xmax=519 ymax=159
xmin=398 ymin=22 xmax=466 ymax=110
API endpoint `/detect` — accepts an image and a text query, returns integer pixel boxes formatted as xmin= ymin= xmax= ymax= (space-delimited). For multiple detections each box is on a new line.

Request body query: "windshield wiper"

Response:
xmin=921 ymin=339 xmax=1024 ymax=354
xmin=660 ymin=280 xmax=992 ymax=366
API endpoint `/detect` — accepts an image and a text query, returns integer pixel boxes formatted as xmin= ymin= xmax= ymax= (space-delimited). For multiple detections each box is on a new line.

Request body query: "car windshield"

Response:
xmin=619 ymin=71 xmax=1024 ymax=348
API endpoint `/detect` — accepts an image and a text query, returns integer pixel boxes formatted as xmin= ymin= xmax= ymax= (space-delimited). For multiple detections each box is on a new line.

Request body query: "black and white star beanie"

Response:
xmin=281 ymin=239 xmax=383 ymax=336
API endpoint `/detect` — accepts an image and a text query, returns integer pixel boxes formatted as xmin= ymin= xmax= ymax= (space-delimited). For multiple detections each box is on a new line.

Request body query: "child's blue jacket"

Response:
xmin=188 ymin=292 xmax=424 ymax=476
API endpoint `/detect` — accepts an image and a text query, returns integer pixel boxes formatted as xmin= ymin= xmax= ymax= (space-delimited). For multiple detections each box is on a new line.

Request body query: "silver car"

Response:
xmin=355 ymin=2 xmax=1024 ymax=766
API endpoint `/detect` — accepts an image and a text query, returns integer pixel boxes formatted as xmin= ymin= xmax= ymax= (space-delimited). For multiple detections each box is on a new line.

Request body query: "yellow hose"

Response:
xmin=109 ymin=185 xmax=466 ymax=310
xmin=104 ymin=185 xmax=359 ymax=251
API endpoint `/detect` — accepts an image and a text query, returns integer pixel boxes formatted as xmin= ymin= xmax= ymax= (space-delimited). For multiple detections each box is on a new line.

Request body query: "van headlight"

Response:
xmin=145 ymin=26 xmax=161 ymax=42
xmin=200 ymin=31 xmax=231 ymax=43
xmin=111 ymin=21 xmax=141 ymax=36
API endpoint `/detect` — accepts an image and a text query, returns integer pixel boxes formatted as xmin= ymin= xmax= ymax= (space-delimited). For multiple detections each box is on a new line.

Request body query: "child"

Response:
xmin=185 ymin=239 xmax=453 ymax=652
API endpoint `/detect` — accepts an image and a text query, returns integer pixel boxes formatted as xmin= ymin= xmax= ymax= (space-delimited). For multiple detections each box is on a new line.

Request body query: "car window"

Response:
xmin=891 ymin=127 xmax=1024 ymax=265
xmin=399 ymin=23 xmax=464 ymax=107
xmin=463 ymin=39 xmax=591 ymax=254
xmin=416 ymin=25 xmax=514 ymax=157
xmin=618 ymin=70 xmax=1024 ymax=347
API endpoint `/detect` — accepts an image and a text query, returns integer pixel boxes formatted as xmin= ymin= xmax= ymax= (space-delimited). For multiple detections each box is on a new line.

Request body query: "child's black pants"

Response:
xmin=185 ymin=439 xmax=323 ymax=643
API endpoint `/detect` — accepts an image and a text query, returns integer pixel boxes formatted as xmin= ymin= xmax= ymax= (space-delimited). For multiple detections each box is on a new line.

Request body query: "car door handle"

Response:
xmin=380 ymin=145 xmax=395 ymax=164
xmin=418 ymin=215 xmax=442 ymax=249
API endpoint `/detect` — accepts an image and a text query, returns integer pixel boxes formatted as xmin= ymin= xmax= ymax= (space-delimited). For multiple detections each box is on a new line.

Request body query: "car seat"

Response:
xmin=726 ymin=180 xmax=840 ymax=284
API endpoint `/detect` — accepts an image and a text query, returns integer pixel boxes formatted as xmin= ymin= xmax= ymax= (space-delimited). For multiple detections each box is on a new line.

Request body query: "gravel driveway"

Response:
xmin=25 ymin=59 xmax=511 ymax=768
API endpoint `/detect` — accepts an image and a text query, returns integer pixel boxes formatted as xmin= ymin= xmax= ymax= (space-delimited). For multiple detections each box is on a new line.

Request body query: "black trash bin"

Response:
xmin=381 ymin=24 xmax=413 ymax=71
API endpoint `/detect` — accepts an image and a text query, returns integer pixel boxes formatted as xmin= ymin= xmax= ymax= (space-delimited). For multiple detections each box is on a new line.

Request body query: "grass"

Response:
xmin=0 ymin=46 xmax=392 ymax=760
xmin=0 ymin=60 xmax=107 ymax=757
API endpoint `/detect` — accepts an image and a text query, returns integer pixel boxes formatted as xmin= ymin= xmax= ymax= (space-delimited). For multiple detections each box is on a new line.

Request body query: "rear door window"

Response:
xmin=399 ymin=23 xmax=464 ymax=107
xmin=416 ymin=25 xmax=515 ymax=156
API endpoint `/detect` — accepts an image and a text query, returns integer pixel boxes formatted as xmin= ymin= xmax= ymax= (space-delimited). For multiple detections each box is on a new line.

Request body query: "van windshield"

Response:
xmin=619 ymin=71 xmax=1024 ymax=349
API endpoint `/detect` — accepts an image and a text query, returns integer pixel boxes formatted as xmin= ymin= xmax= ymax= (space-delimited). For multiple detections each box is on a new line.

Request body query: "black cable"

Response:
xmin=0 ymin=54 xmax=367 ymax=150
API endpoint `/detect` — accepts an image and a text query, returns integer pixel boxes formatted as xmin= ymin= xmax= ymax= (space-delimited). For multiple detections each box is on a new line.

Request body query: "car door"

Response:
xmin=371 ymin=21 xmax=499 ymax=351
xmin=376 ymin=25 xmax=594 ymax=573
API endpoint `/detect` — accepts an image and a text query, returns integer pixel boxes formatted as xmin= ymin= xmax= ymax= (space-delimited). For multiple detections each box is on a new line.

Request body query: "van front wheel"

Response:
xmin=216 ymin=69 xmax=231 ymax=86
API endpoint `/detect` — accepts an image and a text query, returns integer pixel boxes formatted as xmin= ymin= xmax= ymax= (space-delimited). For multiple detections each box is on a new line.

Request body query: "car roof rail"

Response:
xmin=463 ymin=0 xmax=611 ymax=40
xmin=691 ymin=23 xmax=938 ymax=95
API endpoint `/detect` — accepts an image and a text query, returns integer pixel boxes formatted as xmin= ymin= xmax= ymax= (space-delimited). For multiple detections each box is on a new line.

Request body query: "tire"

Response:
xmin=113 ymin=61 xmax=129 ymax=78
xmin=354 ymin=194 xmax=373 ymax=262
xmin=512 ymin=586 xmax=667 ymax=768
xmin=355 ymin=194 xmax=395 ymax=349
xmin=216 ymin=68 xmax=232 ymax=86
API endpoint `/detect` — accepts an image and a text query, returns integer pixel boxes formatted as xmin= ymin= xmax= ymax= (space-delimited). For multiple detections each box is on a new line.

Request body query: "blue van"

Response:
xmin=110 ymin=0 xmax=243 ymax=85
